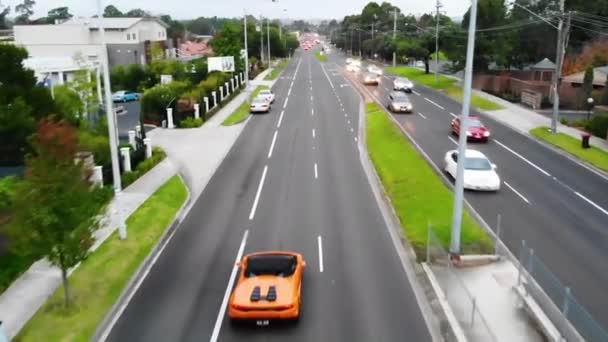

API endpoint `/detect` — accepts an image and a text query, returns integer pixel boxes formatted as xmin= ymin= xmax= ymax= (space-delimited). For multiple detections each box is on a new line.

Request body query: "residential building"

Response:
xmin=560 ymin=65 xmax=608 ymax=108
xmin=13 ymin=17 xmax=169 ymax=68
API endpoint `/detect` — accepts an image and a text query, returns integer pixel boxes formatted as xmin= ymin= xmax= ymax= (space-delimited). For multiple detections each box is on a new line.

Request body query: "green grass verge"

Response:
xmin=430 ymin=51 xmax=448 ymax=61
xmin=15 ymin=175 xmax=188 ymax=342
xmin=264 ymin=60 xmax=289 ymax=80
xmin=222 ymin=85 xmax=269 ymax=126
xmin=314 ymin=51 xmax=328 ymax=62
xmin=386 ymin=66 xmax=504 ymax=111
xmin=530 ymin=127 xmax=608 ymax=173
xmin=366 ymin=102 xmax=492 ymax=256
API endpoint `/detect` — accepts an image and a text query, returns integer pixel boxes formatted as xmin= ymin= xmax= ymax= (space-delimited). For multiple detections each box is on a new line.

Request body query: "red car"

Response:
xmin=451 ymin=115 xmax=491 ymax=142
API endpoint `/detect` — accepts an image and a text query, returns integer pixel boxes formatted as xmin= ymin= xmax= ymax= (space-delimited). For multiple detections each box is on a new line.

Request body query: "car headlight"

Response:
xmin=406 ymin=105 xmax=412 ymax=109
xmin=466 ymin=131 xmax=472 ymax=136
xmin=483 ymin=131 xmax=490 ymax=137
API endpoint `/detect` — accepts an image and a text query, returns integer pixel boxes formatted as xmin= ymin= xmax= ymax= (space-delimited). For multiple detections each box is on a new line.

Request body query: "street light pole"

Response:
xmin=266 ymin=19 xmax=271 ymax=65
xmin=435 ymin=0 xmax=442 ymax=83
xmin=260 ymin=16 xmax=265 ymax=65
xmin=243 ymin=11 xmax=249 ymax=86
xmin=393 ymin=8 xmax=397 ymax=67
xmin=96 ymin=0 xmax=122 ymax=193
xmin=450 ymin=0 xmax=478 ymax=257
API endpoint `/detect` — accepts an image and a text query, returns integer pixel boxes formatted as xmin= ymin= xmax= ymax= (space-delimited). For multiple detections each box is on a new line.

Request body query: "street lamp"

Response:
xmin=587 ymin=97 xmax=594 ymax=121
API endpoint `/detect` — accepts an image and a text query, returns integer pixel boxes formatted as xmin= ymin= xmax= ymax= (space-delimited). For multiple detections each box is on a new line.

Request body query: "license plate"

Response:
xmin=256 ymin=320 xmax=270 ymax=326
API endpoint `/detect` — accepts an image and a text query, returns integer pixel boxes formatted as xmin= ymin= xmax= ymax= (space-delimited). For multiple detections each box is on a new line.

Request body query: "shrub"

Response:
xmin=121 ymin=147 xmax=166 ymax=188
xmin=78 ymin=130 xmax=110 ymax=166
xmin=584 ymin=114 xmax=608 ymax=139
xmin=124 ymin=64 xmax=147 ymax=92
xmin=110 ymin=65 xmax=126 ymax=91
xmin=560 ymin=117 xmax=569 ymax=125
xmin=179 ymin=117 xmax=203 ymax=128
xmin=0 ymin=176 xmax=19 ymax=212
xmin=140 ymin=81 xmax=191 ymax=125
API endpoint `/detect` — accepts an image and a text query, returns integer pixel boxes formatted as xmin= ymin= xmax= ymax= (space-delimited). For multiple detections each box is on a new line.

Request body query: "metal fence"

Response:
xmin=518 ymin=240 xmax=608 ymax=342
xmin=426 ymin=227 xmax=498 ymax=342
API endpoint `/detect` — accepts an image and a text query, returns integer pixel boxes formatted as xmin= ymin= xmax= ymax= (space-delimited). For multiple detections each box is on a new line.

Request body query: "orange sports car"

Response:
xmin=229 ymin=251 xmax=306 ymax=321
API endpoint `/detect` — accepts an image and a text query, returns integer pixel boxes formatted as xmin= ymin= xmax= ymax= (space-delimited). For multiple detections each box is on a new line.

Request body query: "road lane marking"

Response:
xmin=248 ymin=165 xmax=268 ymax=220
xmin=288 ymin=87 xmax=292 ymax=97
xmin=317 ymin=236 xmax=324 ymax=273
xmin=412 ymin=90 xmax=421 ymax=96
xmin=277 ymin=110 xmax=285 ymax=127
xmin=350 ymin=127 xmax=354 ymax=132
xmin=267 ymin=130 xmax=278 ymax=158
xmin=354 ymin=137 xmax=358 ymax=142
xmin=283 ymin=97 xmax=289 ymax=109
xmin=494 ymin=140 xmax=551 ymax=177
xmin=347 ymin=120 xmax=351 ymax=125
xmin=311 ymin=108 xmax=314 ymax=116
xmin=449 ymin=112 xmax=458 ymax=118
xmin=320 ymin=62 xmax=335 ymax=89
xmin=311 ymin=95 xmax=314 ymax=101
xmin=448 ymin=136 xmax=458 ymax=145
xmin=574 ymin=192 xmax=608 ymax=216
xmin=314 ymin=163 xmax=318 ymax=179
xmin=210 ymin=229 xmax=249 ymax=342
xmin=418 ymin=112 xmax=428 ymax=119
xmin=424 ymin=97 xmax=445 ymax=110
xmin=344 ymin=113 xmax=347 ymax=117
xmin=504 ymin=181 xmax=530 ymax=204
xmin=312 ymin=128 xmax=316 ymax=138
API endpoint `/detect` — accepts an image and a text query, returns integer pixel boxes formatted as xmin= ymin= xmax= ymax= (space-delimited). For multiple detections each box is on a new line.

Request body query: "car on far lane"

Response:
xmin=444 ymin=149 xmax=500 ymax=191
xmin=387 ymin=91 xmax=413 ymax=113
xmin=250 ymin=96 xmax=271 ymax=113
xmin=362 ymin=72 xmax=380 ymax=85
xmin=346 ymin=64 xmax=360 ymax=73
xmin=346 ymin=57 xmax=353 ymax=65
xmin=451 ymin=115 xmax=491 ymax=142
xmin=229 ymin=251 xmax=306 ymax=322
xmin=393 ymin=77 xmax=414 ymax=92
xmin=367 ymin=65 xmax=383 ymax=75
xmin=258 ymin=89 xmax=275 ymax=104
xmin=112 ymin=90 xmax=139 ymax=103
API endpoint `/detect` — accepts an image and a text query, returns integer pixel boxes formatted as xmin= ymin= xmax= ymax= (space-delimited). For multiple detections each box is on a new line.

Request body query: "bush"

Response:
xmin=560 ymin=117 xmax=569 ymax=125
xmin=179 ymin=117 xmax=203 ymax=128
xmin=78 ymin=130 xmax=110 ymax=166
xmin=110 ymin=65 xmax=126 ymax=91
xmin=121 ymin=147 xmax=166 ymax=188
xmin=140 ymin=81 xmax=192 ymax=125
xmin=0 ymin=176 xmax=19 ymax=212
xmin=500 ymin=91 xmax=520 ymax=103
xmin=584 ymin=114 xmax=608 ymax=139
xmin=124 ymin=64 xmax=147 ymax=92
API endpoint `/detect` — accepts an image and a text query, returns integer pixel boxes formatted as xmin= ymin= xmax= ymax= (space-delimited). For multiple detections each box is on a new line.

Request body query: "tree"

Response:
xmin=0 ymin=6 xmax=10 ymax=29
xmin=601 ymin=74 xmax=608 ymax=105
xmin=160 ymin=15 xmax=185 ymax=44
xmin=103 ymin=5 xmax=123 ymax=17
xmin=15 ymin=0 xmax=35 ymax=24
xmin=9 ymin=119 xmax=102 ymax=307
xmin=210 ymin=21 xmax=244 ymax=72
xmin=124 ymin=64 xmax=147 ymax=91
xmin=46 ymin=6 xmax=72 ymax=23
xmin=125 ymin=8 xmax=147 ymax=17
xmin=583 ymin=65 xmax=594 ymax=99
xmin=53 ymin=85 xmax=83 ymax=126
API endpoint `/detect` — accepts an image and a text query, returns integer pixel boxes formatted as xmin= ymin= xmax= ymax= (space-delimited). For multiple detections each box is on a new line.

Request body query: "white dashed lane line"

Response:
xmin=248 ymin=165 xmax=268 ymax=220
xmin=277 ymin=110 xmax=285 ymax=128
xmin=267 ymin=130 xmax=278 ymax=158
xmin=412 ymin=90 xmax=421 ymax=96
xmin=418 ymin=112 xmax=427 ymax=119
xmin=424 ymin=97 xmax=445 ymax=110
xmin=449 ymin=112 xmax=458 ymax=118
xmin=494 ymin=140 xmax=551 ymax=177
xmin=448 ymin=136 xmax=458 ymax=145
xmin=504 ymin=181 xmax=530 ymax=204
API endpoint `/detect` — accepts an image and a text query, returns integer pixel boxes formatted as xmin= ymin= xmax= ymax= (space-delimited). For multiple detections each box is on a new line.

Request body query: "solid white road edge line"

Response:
xmin=448 ymin=136 xmax=458 ymax=145
xmin=314 ymin=163 xmax=318 ymax=179
xmin=320 ymin=62 xmax=336 ymax=89
xmin=277 ymin=110 xmax=285 ymax=128
xmin=494 ymin=139 xmax=551 ymax=177
xmin=504 ymin=181 xmax=530 ymax=204
xmin=209 ymin=229 xmax=249 ymax=342
xmin=267 ymin=130 xmax=278 ymax=159
xmin=424 ymin=97 xmax=445 ymax=110
xmin=418 ymin=112 xmax=427 ymax=119
xmin=574 ymin=192 xmax=608 ymax=216
xmin=317 ymin=235 xmax=324 ymax=273
xmin=248 ymin=165 xmax=268 ymax=220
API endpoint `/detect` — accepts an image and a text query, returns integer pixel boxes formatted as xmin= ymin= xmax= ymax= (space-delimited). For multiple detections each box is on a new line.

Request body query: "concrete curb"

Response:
xmin=92 ymin=173 xmax=192 ymax=342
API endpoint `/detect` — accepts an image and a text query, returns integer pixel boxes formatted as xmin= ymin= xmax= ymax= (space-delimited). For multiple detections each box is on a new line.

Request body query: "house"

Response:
xmin=559 ymin=65 xmax=608 ymax=107
xmin=13 ymin=17 xmax=170 ymax=68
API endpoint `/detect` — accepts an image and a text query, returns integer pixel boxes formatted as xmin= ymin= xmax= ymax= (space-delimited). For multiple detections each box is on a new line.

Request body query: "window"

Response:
xmin=126 ymin=33 xmax=130 ymax=40
xmin=132 ymin=33 xmax=137 ymax=40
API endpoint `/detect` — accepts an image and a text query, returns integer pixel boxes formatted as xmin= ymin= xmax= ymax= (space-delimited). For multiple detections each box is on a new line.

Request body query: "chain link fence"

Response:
xmin=426 ymin=226 xmax=498 ymax=342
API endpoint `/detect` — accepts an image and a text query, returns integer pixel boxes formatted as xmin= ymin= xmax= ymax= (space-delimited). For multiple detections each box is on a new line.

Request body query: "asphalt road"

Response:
xmin=115 ymin=100 xmax=142 ymax=141
xmin=332 ymin=53 xmax=608 ymax=330
xmin=106 ymin=49 xmax=433 ymax=341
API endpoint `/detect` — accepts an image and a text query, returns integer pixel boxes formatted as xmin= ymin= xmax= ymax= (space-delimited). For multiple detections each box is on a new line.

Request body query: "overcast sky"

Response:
xmin=2 ymin=0 xmax=470 ymax=20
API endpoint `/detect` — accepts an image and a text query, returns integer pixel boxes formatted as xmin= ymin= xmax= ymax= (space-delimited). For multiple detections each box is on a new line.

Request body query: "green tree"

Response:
xmin=124 ymin=64 xmax=147 ymax=91
xmin=53 ymin=85 xmax=83 ymax=125
xmin=8 ymin=119 xmax=103 ymax=307
xmin=210 ymin=21 xmax=244 ymax=72
xmin=601 ymin=74 xmax=608 ymax=105
xmin=103 ymin=5 xmax=123 ymax=17
xmin=0 ymin=6 xmax=11 ymax=29
xmin=46 ymin=6 xmax=72 ymax=23
xmin=15 ymin=0 xmax=35 ymax=24
xmin=583 ymin=65 xmax=594 ymax=99
xmin=110 ymin=65 xmax=126 ymax=91
xmin=125 ymin=8 xmax=147 ymax=17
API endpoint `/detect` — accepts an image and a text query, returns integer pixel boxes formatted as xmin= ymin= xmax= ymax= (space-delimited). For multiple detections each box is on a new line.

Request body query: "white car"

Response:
xmin=346 ymin=58 xmax=353 ymax=65
xmin=258 ymin=89 xmax=275 ymax=104
xmin=367 ymin=65 xmax=383 ymax=75
xmin=250 ymin=96 xmax=271 ymax=113
xmin=393 ymin=77 xmax=414 ymax=92
xmin=346 ymin=64 xmax=360 ymax=73
xmin=443 ymin=149 xmax=501 ymax=191
xmin=415 ymin=60 xmax=425 ymax=68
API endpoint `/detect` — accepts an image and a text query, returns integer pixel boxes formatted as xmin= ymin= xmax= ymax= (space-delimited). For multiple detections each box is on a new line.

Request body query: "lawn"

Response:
xmin=264 ymin=59 xmax=289 ymax=81
xmin=222 ymin=85 xmax=269 ymax=126
xmin=315 ymin=51 xmax=328 ymax=62
xmin=386 ymin=66 xmax=504 ymax=111
xmin=530 ymin=127 xmax=608 ymax=173
xmin=15 ymin=175 xmax=188 ymax=342
xmin=366 ymin=102 xmax=492 ymax=256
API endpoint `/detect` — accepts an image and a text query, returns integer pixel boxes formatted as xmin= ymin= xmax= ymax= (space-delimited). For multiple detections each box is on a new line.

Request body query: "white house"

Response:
xmin=13 ymin=17 xmax=169 ymax=68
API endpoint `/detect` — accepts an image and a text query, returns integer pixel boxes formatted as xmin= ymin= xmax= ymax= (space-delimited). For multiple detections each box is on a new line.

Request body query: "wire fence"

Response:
xmin=426 ymin=226 xmax=498 ymax=342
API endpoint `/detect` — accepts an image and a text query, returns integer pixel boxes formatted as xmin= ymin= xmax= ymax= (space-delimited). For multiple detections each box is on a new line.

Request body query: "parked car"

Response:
xmin=415 ymin=60 xmax=425 ymax=68
xmin=362 ymin=72 xmax=380 ymax=85
xmin=112 ymin=90 xmax=139 ymax=102
xmin=393 ymin=77 xmax=414 ymax=92
xmin=250 ymin=96 xmax=271 ymax=113
xmin=387 ymin=92 xmax=413 ymax=113
xmin=443 ymin=149 xmax=500 ymax=191
xmin=451 ymin=115 xmax=491 ymax=142
xmin=259 ymin=89 xmax=275 ymax=104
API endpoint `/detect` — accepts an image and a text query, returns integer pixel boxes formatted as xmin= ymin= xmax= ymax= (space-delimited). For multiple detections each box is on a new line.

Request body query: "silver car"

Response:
xmin=393 ymin=77 xmax=414 ymax=92
xmin=363 ymin=72 xmax=380 ymax=85
xmin=250 ymin=96 xmax=271 ymax=113
xmin=387 ymin=92 xmax=413 ymax=113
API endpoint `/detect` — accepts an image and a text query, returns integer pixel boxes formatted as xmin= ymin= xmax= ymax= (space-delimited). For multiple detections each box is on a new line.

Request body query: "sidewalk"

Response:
xmin=0 ymin=69 xmax=275 ymax=339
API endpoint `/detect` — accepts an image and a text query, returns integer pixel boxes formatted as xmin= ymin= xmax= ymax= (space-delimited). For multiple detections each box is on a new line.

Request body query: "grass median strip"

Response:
xmin=222 ymin=85 xmax=269 ymax=126
xmin=315 ymin=51 xmax=328 ymax=62
xmin=530 ymin=126 xmax=608 ymax=172
xmin=366 ymin=102 xmax=492 ymax=256
xmin=264 ymin=60 xmax=289 ymax=81
xmin=386 ymin=66 xmax=504 ymax=111
xmin=15 ymin=175 xmax=188 ymax=342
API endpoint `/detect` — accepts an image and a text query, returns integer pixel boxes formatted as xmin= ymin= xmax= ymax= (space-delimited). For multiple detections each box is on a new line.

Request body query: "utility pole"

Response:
xmin=267 ymin=19 xmax=271 ymax=65
xmin=551 ymin=0 xmax=567 ymax=134
xmin=358 ymin=30 xmax=362 ymax=57
xmin=393 ymin=8 xmax=397 ymax=67
xmin=96 ymin=0 xmax=122 ymax=193
xmin=450 ymin=0 xmax=478 ymax=257
xmin=259 ymin=16 xmax=265 ymax=65
xmin=435 ymin=0 xmax=442 ymax=83
xmin=244 ymin=11 xmax=249 ymax=86
xmin=350 ymin=28 xmax=354 ymax=55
